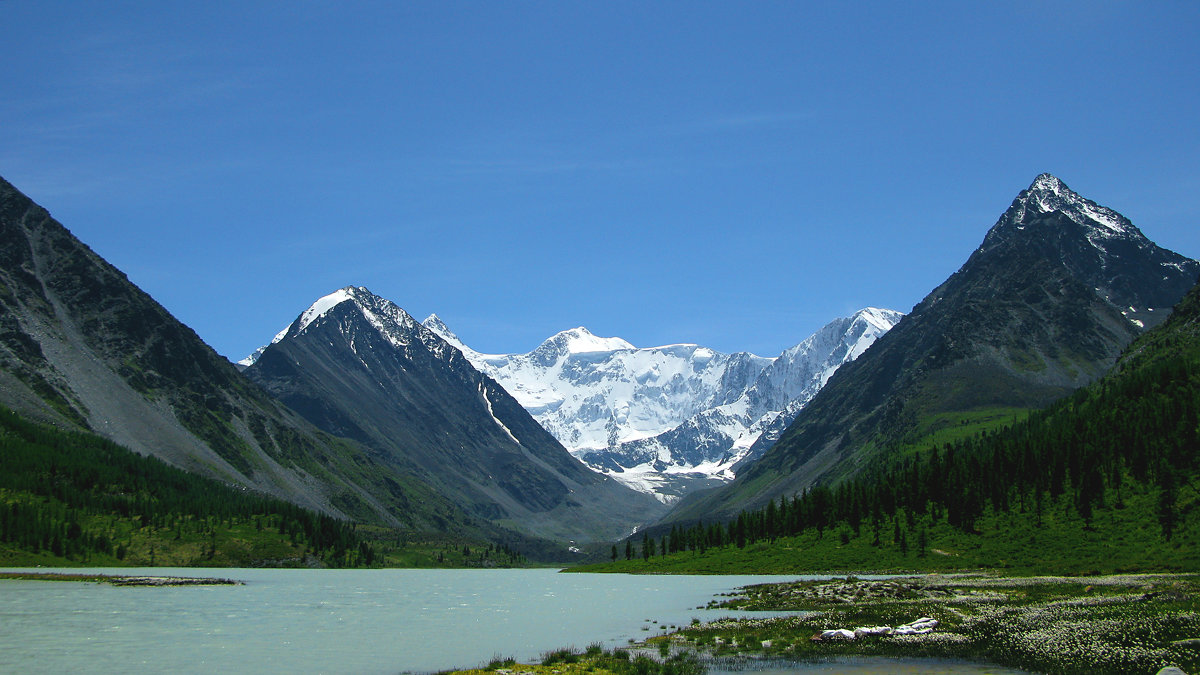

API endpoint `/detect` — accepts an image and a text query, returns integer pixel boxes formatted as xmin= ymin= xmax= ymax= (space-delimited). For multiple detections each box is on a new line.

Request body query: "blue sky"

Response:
xmin=3 ymin=2 xmax=1198 ymax=359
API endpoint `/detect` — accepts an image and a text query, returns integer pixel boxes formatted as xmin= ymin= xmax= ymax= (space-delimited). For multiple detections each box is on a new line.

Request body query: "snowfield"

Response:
xmin=424 ymin=308 xmax=903 ymax=502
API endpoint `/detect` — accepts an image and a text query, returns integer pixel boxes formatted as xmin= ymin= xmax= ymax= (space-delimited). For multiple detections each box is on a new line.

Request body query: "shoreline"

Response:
xmin=3 ymin=566 xmax=1194 ymax=672
xmin=445 ymin=573 xmax=1199 ymax=675
xmin=0 ymin=571 xmax=242 ymax=586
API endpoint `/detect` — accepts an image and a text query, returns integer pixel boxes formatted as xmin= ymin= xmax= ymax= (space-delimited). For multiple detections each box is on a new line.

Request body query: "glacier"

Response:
xmin=424 ymin=308 xmax=903 ymax=503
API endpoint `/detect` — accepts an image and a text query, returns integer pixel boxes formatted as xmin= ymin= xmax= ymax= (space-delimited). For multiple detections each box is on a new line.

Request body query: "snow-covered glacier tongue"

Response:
xmin=423 ymin=308 xmax=903 ymax=503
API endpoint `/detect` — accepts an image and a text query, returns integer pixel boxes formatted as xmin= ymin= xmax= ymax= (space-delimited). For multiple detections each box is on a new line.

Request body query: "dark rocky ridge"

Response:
xmin=244 ymin=287 xmax=666 ymax=543
xmin=0 ymin=175 xmax=482 ymax=534
xmin=664 ymin=174 xmax=1199 ymax=524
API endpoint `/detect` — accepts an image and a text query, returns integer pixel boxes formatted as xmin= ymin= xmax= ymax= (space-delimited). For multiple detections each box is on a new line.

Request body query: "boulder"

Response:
xmin=816 ymin=629 xmax=857 ymax=641
xmin=895 ymin=617 xmax=938 ymax=634
xmin=815 ymin=617 xmax=938 ymax=641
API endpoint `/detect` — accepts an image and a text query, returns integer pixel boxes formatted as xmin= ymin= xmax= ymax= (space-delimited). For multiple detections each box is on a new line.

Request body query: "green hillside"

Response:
xmin=577 ymin=279 xmax=1200 ymax=575
xmin=0 ymin=405 xmax=542 ymax=568
xmin=0 ymin=404 xmax=378 ymax=566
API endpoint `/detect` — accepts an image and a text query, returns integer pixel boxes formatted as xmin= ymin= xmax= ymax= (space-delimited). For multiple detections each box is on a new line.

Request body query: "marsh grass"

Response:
xmin=668 ymin=575 xmax=1200 ymax=674
xmin=447 ymin=645 xmax=703 ymax=675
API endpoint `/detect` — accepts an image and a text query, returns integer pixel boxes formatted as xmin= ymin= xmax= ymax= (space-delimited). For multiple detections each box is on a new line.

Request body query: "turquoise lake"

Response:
xmin=0 ymin=568 xmax=1029 ymax=674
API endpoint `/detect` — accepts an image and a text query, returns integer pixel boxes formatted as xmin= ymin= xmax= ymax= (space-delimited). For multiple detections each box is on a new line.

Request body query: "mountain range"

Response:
xmin=423 ymin=309 xmax=902 ymax=502
xmin=0 ymin=176 xmax=654 ymax=550
xmin=664 ymin=173 xmax=1200 ymax=526
xmin=1 ymin=170 xmax=1195 ymax=559
xmin=240 ymin=286 xmax=664 ymax=543
xmin=0 ymin=176 xmax=468 ymax=534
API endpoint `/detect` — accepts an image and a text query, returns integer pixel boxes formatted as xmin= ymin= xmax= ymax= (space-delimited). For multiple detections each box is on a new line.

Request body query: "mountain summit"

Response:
xmin=424 ymin=308 xmax=903 ymax=503
xmin=665 ymin=174 xmax=1199 ymax=522
xmin=243 ymin=286 xmax=665 ymax=543
xmin=0 ymin=176 xmax=463 ymax=529
xmin=983 ymin=173 xmax=1193 ymax=328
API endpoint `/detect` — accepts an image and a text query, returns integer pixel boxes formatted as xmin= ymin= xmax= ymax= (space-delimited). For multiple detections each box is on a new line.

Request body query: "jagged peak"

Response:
xmin=422 ymin=313 xmax=461 ymax=343
xmin=239 ymin=287 xmax=361 ymax=365
xmin=982 ymin=174 xmax=1140 ymax=256
xmin=417 ymin=312 xmax=463 ymax=348
xmin=240 ymin=285 xmax=432 ymax=367
xmin=781 ymin=307 xmax=903 ymax=361
xmin=1013 ymin=174 xmax=1133 ymax=237
xmin=1029 ymin=172 xmax=1068 ymax=195
xmin=285 ymin=285 xmax=420 ymax=338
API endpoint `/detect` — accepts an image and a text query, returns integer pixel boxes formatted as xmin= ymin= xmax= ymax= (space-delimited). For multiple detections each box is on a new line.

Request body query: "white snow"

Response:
xmin=423 ymin=319 xmax=768 ymax=453
xmin=426 ymin=307 xmax=904 ymax=501
xmin=558 ymin=328 xmax=635 ymax=354
xmin=239 ymin=288 xmax=904 ymax=503
xmin=236 ymin=346 xmax=267 ymax=368
xmin=240 ymin=287 xmax=362 ymax=366
xmin=295 ymin=287 xmax=357 ymax=335
xmin=1023 ymin=174 xmax=1131 ymax=242
xmin=480 ymin=382 xmax=520 ymax=445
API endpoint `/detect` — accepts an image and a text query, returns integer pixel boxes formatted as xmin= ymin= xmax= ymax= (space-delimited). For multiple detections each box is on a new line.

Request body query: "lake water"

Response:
xmin=0 ymin=568 xmax=1028 ymax=674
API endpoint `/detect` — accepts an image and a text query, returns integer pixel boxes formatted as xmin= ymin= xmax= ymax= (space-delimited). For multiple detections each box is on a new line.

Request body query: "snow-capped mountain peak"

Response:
xmin=541 ymin=327 xmax=635 ymax=355
xmin=980 ymin=174 xmax=1199 ymax=332
xmin=1029 ymin=172 xmax=1067 ymax=196
xmin=430 ymin=308 xmax=903 ymax=502
xmin=294 ymin=287 xmax=359 ymax=334
xmin=238 ymin=286 xmax=361 ymax=367
xmin=1006 ymin=173 xmax=1133 ymax=240
xmin=240 ymin=286 xmax=435 ymax=368
xmin=421 ymin=314 xmax=463 ymax=348
xmin=243 ymin=291 xmax=903 ymax=504
xmin=856 ymin=307 xmax=905 ymax=332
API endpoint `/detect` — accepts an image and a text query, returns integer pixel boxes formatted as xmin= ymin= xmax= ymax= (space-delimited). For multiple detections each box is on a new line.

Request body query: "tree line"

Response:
xmin=620 ymin=308 xmax=1199 ymax=561
xmin=0 ymin=405 xmax=374 ymax=565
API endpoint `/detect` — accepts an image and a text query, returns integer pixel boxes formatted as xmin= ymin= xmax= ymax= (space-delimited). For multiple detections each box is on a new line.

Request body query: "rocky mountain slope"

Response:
xmin=424 ymin=308 xmax=902 ymax=502
xmin=665 ymin=173 xmax=1200 ymax=523
xmin=0 ymin=175 xmax=469 ymax=533
xmin=242 ymin=287 xmax=665 ymax=542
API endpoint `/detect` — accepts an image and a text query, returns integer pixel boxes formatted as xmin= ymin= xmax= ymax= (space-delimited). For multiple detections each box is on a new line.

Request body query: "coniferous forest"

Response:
xmin=0 ymin=405 xmax=376 ymax=566
xmin=582 ymin=281 xmax=1200 ymax=574
xmin=0 ymin=405 xmax=537 ymax=568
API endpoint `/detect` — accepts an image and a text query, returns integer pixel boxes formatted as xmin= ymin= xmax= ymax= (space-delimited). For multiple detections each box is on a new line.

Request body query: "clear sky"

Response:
xmin=3 ymin=2 xmax=1198 ymax=360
